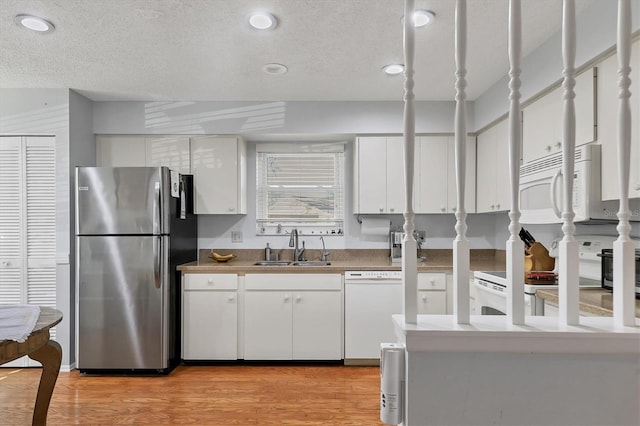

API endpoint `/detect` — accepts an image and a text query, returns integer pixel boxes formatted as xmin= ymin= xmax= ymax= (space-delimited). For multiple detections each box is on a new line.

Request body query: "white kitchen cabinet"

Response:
xmin=96 ymin=135 xmax=146 ymax=166
xmin=417 ymin=272 xmax=447 ymax=314
xmin=243 ymin=274 xmax=342 ymax=360
xmin=522 ymin=68 xmax=596 ymax=164
xmin=415 ymin=136 xmax=476 ymax=214
xmin=598 ymin=40 xmax=640 ymax=201
xmin=353 ymin=136 xmax=406 ymax=214
xmin=190 ymin=136 xmax=247 ymax=214
xmin=145 ymin=136 xmax=191 ymax=174
xmin=476 ymin=119 xmax=511 ymax=213
xmin=182 ymin=273 xmax=238 ymax=360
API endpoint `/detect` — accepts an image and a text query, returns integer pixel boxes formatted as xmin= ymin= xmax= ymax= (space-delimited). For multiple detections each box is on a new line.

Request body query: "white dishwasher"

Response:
xmin=344 ymin=270 xmax=403 ymax=364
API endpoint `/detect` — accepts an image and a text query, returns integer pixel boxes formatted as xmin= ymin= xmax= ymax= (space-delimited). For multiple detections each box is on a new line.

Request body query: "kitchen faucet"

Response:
xmin=289 ymin=229 xmax=305 ymax=262
xmin=320 ymin=236 xmax=330 ymax=262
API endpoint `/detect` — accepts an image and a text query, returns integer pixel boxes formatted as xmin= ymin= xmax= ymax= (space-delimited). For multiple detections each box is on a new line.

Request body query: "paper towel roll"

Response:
xmin=360 ymin=218 xmax=390 ymax=236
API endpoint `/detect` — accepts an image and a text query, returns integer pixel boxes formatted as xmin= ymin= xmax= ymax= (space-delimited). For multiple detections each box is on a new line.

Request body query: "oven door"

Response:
xmin=474 ymin=280 xmax=539 ymax=316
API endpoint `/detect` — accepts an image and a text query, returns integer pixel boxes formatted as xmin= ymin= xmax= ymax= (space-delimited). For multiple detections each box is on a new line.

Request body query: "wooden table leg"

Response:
xmin=28 ymin=340 xmax=62 ymax=426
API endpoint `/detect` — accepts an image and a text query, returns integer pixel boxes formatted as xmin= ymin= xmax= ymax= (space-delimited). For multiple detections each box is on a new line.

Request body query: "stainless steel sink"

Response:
xmin=253 ymin=261 xmax=291 ymax=266
xmin=292 ymin=261 xmax=332 ymax=266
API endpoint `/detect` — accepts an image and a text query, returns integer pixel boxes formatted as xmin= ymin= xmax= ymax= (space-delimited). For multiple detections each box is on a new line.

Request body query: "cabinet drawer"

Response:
xmin=184 ymin=273 xmax=238 ymax=290
xmin=245 ymin=274 xmax=342 ymax=291
xmin=417 ymin=290 xmax=447 ymax=314
xmin=417 ymin=273 xmax=446 ymax=290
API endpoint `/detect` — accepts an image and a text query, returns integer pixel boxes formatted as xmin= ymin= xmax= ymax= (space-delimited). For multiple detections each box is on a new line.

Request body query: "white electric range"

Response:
xmin=473 ymin=235 xmax=614 ymax=316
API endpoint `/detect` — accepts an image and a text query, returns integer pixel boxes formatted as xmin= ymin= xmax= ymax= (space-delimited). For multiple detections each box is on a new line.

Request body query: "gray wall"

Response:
xmin=475 ymin=0 xmax=640 ymax=131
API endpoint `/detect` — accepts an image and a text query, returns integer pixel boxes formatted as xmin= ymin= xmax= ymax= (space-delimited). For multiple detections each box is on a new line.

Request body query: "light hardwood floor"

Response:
xmin=0 ymin=365 xmax=384 ymax=425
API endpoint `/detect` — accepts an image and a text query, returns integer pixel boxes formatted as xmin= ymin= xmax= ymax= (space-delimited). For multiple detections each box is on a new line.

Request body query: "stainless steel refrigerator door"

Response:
xmin=76 ymin=167 xmax=171 ymax=235
xmin=77 ymin=235 xmax=169 ymax=369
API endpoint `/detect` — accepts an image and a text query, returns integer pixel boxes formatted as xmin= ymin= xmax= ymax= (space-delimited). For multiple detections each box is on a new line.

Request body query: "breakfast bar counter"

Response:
xmin=536 ymin=287 xmax=640 ymax=317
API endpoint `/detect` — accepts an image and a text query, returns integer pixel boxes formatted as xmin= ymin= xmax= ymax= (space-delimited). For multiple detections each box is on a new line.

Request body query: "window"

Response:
xmin=256 ymin=143 xmax=345 ymax=235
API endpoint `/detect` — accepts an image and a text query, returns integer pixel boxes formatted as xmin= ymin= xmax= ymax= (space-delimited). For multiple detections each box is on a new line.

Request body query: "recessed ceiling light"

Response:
xmin=14 ymin=14 xmax=55 ymax=33
xmin=382 ymin=64 xmax=404 ymax=76
xmin=262 ymin=63 xmax=288 ymax=75
xmin=248 ymin=12 xmax=277 ymax=30
xmin=413 ymin=10 xmax=435 ymax=27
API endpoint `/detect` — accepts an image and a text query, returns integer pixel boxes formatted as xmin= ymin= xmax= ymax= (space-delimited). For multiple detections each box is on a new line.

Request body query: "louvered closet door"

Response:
xmin=0 ymin=137 xmax=23 ymax=305
xmin=0 ymin=136 xmax=56 ymax=367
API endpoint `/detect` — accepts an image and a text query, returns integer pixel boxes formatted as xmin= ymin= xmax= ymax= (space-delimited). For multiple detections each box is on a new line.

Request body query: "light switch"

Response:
xmin=231 ymin=231 xmax=243 ymax=243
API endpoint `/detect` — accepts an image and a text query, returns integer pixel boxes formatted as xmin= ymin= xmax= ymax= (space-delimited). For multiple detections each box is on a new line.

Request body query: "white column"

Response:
xmin=506 ymin=0 xmax=525 ymax=325
xmin=402 ymin=0 xmax=418 ymax=325
xmin=613 ymin=0 xmax=635 ymax=327
xmin=559 ymin=0 xmax=580 ymax=325
xmin=453 ymin=0 xmax=470 ymax=324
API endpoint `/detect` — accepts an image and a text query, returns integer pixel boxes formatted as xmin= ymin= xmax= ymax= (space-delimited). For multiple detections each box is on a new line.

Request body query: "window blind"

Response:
xmin=256 ymin=150 xmax=344 ymax=231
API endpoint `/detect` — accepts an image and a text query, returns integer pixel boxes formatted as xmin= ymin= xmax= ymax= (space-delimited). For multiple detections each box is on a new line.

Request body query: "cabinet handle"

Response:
xmin=227 ymin=296 xmax=235 ymax=302
xmin=555 ymin=142 xmax=562 ymax=149
xmin=295 ymin=296 xmax=302 ymax=303
xmin=284 ymin=295 xmax=290 ymax=302
xmin=207 ymin=279 xmax=214 ymax=285
xmin=422 ymin=295 xmax=427 ymax=302
xmin=228 ymin=207 xmax=235 ymax=212
xmin=452 ymin=207 xmax=457 ymax=212
xmin=430 ymin=279 xmax=435 ymax=286
xmin=379 ymin=208 xmax=384 ymax=213
xmin=634 ymin=183 xmax=640 ymax=191
xmin=440 ymin=206 xmax=446 ymax=212
xmin=496 ymin=204 xmax=500 ymax=209
xmin=390 ymin=208 xmax=395 ymax=212
xmin=545 ymin=145 xmax=552 ymax=152
xmin=1 ymin=261 xmax=9 ymax=267
xmin=490 ymin=204 xmax=495 ymax=210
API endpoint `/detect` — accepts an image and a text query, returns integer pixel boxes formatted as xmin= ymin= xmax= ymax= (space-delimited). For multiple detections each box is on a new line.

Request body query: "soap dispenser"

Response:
xmin=265 ymin=243 xmax=272 ymax=261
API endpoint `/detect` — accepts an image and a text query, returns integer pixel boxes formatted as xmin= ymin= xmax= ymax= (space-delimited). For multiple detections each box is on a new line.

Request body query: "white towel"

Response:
xmin=0 ymin=304 xmax=41 ymax=343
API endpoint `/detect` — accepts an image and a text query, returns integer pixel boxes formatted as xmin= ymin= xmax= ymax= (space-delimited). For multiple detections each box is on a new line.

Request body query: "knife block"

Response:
xmin=524 ymin=242 xmax=555 ymax=272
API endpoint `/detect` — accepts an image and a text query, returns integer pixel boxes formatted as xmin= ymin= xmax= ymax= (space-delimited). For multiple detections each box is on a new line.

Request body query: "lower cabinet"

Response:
xmin=243 ymin=274 xmax=342 ymax=360
xmin=417 ymin=272 xmax=447 ymax=314
xmin=182 ymin=273 xmax=238 ymax=360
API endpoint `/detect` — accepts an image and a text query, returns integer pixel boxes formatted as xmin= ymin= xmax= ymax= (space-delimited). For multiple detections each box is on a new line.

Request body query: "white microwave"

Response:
xmin=519 ymin=144 xmax=639 ymax=224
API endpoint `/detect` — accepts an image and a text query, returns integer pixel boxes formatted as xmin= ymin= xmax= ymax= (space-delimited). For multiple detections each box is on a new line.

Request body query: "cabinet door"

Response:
xmin=191 ymin=136 xmax=242 ymax=214
xmin=447 ymin=136 xmax=477 ymax=213
xmin=182 ymin=290 xmax=237 ymax=360
xmin=386 ymin=137 xmax=405 ymax=213
xmin=145 ymin=136 xmax=190 ymax=174
xmin=493 ymin=119 xmax=511 ymax=212
xmin=244 ymin=291 xmax=292 ymax=360
xmin=417 ymin=291 xmax=447 ymax=314
xmin=355 ymin=137 xmax=388 ymax=213
xmin=600 ymin=41 xmax=640 ymax=200
xmin=415 ymin=136 xmax=449 ymax=213
xmin=96 ymin=135 xmax=146 ymax=166
xmin=476 ymin=126 xmax=498 ymax=213
xmin=292 ymin=291 xmax=342 ymax=360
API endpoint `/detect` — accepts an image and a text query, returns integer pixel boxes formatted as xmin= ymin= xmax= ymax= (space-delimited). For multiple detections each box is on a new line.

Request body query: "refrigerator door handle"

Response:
xmin=153 ymin=236 xmax=161 ymax=289
xmin=154 ymin=181 xmax=162 ymax=235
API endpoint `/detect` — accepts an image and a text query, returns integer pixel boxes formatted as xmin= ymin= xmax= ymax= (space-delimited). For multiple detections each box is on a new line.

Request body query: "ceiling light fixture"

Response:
xmin=262 ymin=63 xmax=288 ymax=75
xmin=14 ymin=14 xmax=55 ymax=33
xmin=413 ymin=10 xmax=435 ymax=28
xmin=382 ymin=64 xmax=404 ymax=76
xmin=248 ymin=12 xmax=278 ymax=30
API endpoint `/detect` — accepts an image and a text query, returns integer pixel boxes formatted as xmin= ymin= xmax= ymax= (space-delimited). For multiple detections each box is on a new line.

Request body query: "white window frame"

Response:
xmin=256 ymin=142 xmax=345 ymax=236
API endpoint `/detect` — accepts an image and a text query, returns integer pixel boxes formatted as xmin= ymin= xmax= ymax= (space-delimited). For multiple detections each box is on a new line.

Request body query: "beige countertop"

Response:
xmin=177 ymin=248 xmax=506 ymax=274
xmin=536 ymin=287 xmax=640 ymax=318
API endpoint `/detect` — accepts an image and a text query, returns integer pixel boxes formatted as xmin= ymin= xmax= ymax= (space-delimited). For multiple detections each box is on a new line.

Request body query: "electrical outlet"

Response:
xmin=231 ymin=231 xmax=243 ymax=243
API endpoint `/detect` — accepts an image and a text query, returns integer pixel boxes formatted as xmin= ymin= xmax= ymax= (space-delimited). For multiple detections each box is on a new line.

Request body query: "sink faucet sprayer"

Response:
xmin=289 ymin=229 xmax=305 ymax=262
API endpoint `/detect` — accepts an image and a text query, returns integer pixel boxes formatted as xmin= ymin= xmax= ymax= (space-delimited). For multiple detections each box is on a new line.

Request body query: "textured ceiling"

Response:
xmin=0 ymin=0 xmax=595 ymax=102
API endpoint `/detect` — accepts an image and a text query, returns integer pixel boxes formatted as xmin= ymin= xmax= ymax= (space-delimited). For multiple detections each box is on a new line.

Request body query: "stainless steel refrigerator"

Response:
xmin=75 ymin=166 xmax=197 ymax=373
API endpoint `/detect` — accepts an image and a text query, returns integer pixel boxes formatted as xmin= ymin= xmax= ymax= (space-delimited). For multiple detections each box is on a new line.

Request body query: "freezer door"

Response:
xmin=76 ymin=167 xmax=171 ymax=235
xmin=77 ymin=235 xmax=169 ymax=369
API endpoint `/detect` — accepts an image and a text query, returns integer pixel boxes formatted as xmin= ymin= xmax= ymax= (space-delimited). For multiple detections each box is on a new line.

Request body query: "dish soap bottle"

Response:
xmin=265 ymin=243 xmax=272 ymax=261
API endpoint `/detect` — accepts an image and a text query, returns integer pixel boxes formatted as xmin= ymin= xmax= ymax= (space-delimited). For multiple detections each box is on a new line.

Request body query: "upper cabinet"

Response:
xmin=190 ymin=136 xmax=247 ymax=215
xmin=522 ymin=68 xmax=596 ymax=164
xmin=96 ymin=135 xmax=247 ymax=214
xmin=476 ymin=119 xmax=511 ymax=213
xmin=415 ymin=135 xmax=476 ymax=214
xmin=145 ymin=136 xmax=190 ymax=174
xmin=598 ymin=40 xmax=640 ymax=201
xmin=353 ymin=137 xmax=406 ymax=214
xmin=96 ymin=135 xmax=146 ymax=166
